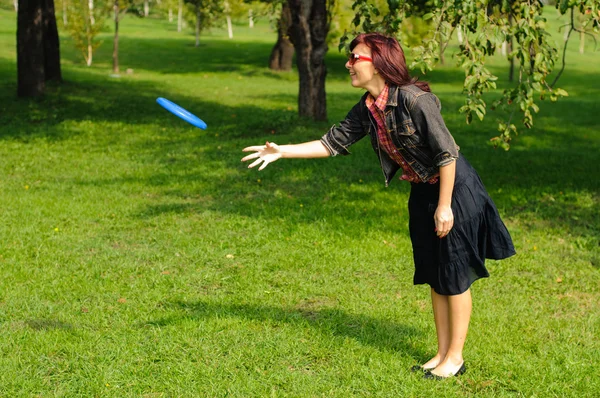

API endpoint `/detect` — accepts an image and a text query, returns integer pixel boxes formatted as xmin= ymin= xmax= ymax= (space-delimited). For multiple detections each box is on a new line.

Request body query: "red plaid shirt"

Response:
xmin=366 ymin=85 xmax=439 ymax=184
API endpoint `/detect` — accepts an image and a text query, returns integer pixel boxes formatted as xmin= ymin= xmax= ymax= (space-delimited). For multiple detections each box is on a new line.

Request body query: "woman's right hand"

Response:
xmin=241 ymin=141 xmax=282 ymax=170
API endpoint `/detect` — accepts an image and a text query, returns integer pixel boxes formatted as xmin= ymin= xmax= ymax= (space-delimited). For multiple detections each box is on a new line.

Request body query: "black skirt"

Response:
xmin=408 ymin=155 xmax=516 ymax=295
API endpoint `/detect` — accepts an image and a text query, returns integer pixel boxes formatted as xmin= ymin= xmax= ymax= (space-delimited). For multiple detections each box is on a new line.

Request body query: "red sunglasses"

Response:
xmin=348 ymin=53 xmax=373 ymax=65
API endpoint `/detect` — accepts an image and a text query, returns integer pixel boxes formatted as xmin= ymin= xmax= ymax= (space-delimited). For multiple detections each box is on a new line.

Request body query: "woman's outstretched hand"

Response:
xmin=241 ymin=141 xmax=282 ymax=171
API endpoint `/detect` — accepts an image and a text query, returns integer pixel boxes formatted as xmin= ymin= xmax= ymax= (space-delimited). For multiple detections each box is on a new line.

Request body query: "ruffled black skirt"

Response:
xmin=408 ymin=155 xmax=516 ymax=295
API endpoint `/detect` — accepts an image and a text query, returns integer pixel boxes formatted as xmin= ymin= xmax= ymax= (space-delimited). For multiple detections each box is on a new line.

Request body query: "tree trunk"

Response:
xmin=43 ymin=0 xmax=61 ymax=81
xmin=14 ymin=0 xmax=18 ymax=11
xmin=508 ymin=39 xmax=514 ymax=82
xmin=17 ymin=0 xmax=46 ymax=97
xmin=226 ymin=14 xmax=233 ymax=39
xmin=87 ymin=44 xmax=92 ymax=66
xmin=508 ymin=13 xmax=514 ymax=83
xmin=269 ymin=36 xmax=294 ymax=71
xmin=88 ymin=0 xmax=95 ymax=25
xmin=195 ymin=6 xmax=200 ymax=47
xmin=269 ymin=2 xmax=294 ymax=71
xmin=62 ymin=0 xmax=67 ymax=26
xmin=249 ymin=9 xmax=253 ymax=28
xmin=144 ymin=0 xmax=149 ymax=17
xmin=86 ymin=22 xmax=92 ymax=66
xmin=287 ymin=0 xmax=329 ymax=121
xmin=113 ymin=0 xmax=119 ymax=74
xmin=177 ymin=0 xmax=183 ymax=32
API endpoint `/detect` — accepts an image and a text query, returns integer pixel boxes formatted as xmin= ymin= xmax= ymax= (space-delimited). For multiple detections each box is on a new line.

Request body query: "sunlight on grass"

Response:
xmin=0 ymin=8 xmax=598 ymax=397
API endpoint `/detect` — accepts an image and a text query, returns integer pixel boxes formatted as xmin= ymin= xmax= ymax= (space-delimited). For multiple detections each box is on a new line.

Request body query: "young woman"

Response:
xmin=241 ymin=33 xmax=516 ymax=379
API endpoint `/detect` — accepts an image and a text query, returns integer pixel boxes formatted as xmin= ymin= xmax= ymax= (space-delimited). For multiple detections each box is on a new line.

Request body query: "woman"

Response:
xmin=241 ymin=33 xmax=516 ymax=379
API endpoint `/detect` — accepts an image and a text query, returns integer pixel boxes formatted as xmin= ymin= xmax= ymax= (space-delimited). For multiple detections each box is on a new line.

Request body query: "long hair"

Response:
xmin=350 ymin=33 xmax=430 ymax=92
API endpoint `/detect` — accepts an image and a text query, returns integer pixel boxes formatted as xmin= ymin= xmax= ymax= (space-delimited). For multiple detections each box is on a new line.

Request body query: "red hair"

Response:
xmin=350 ymin=33 xmax=430 ymax=92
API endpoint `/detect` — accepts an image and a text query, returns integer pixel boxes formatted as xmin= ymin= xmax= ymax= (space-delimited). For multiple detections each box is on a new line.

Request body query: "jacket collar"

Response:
xmin=386 ymin=85 xmax=399 ymax=107
xmin=360 ymin=85 xmax=400 ymax=110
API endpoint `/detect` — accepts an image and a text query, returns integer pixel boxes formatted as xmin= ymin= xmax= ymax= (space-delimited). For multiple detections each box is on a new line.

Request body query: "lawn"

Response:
xmin=0 ymin=7 xmax=598 ymax=397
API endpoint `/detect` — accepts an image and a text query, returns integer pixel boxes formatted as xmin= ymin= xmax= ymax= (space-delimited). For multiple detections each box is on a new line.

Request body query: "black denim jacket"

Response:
xmin=320 ymin=84 xmax=459 ymax=186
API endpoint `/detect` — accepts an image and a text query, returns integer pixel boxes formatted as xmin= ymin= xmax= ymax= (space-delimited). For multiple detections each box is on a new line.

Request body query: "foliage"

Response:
xmin=183 ymin=0 xmax=223 ymax=36
xmin=156 ymin=0 xmax=181 ymax=16
xmin=343 ymin=0 xmax=600 ymax=149
xmin=240 ymin=0 xmax=282 ymax=24
xmin=222 ymin=0 xmax=253 ymax=20
xmin=125 ymin=1 xmax=155 ymax=18
xmin=330 ymin=0 xmax=430 ymax=48
xmin=116 ymin=0 xmax=139 ymax=16
xmin=399 ymin=14 xmax=433 ymax=47
xmin=329 ymin=0 xmax=366 ymax=45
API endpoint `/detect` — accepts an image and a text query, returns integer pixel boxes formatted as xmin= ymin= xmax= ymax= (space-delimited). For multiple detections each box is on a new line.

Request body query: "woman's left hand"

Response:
xmin=434 ymin=205 xmax=454 ymax=238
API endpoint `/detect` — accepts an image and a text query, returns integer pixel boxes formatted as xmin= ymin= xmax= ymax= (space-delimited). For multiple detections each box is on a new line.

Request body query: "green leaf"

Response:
xmin=534 ymin=52 xmax=544 ymax=66
xmin=554 ymin=88 xmax=569 ymax=97
xmin=475 ymin=108 xmax=485 ymax=121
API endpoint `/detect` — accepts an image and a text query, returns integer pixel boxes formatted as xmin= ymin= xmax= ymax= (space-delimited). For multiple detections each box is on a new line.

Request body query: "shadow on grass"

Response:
xmin=25 ymin=319 xmax=75 ymax=331
xmin=0 ymin=70 xmax=301 ymax=141
xmin=145 ymin=300 xmax=427 ymax=359
xmin=1 ymin=39 xmax=598 ymax=243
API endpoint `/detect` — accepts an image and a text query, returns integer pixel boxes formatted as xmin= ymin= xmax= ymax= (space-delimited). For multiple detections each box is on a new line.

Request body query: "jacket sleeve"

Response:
xmin=320 ymin=101 xmax=368 ymax=156
xmin=408 ymin=93 xmax=459 ymax=167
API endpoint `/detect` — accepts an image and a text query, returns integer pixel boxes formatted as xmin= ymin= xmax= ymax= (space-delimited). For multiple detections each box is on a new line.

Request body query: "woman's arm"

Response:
xmin=277 ymin=140 xmax=331 ymax=159
xmin=409 ymin=93 xmax=459 ymax=167
xmin=434 ymin=160 xmax=456 ymax=238
xmin=242 ymin=140 xmax=330 ymax=170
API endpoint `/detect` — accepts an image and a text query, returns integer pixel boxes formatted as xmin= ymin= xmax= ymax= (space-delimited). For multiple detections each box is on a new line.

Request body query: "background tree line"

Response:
xmin=9 ymin=0 xmax=600 ymax=147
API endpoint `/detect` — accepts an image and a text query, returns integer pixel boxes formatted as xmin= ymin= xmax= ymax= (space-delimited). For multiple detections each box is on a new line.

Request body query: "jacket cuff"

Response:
xmin=434 ymin=151 xmax=458 ymax=167
xmin=320 ymin=126 xmax=351 ymax=156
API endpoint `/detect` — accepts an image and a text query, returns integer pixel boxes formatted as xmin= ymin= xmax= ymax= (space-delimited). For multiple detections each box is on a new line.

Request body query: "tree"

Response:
xmin=344 ymin=0 xmax=600 ymax=149
xmin=183 ymin=0 xmax=222 ymax=46
xmin=17 ymin=0 xmax=62 ymax=97
xmin=221 ymin=0 xmax=253 ymax=38
xmin=178 ymin=0 xmax=183 ymax=31
xmin=43 ymin=0 xmax=62 ymax=81
xmin=269 ymin=1 xmax=294 ymax=70
xmin=108 ymin=0 xmax=134 ymax=75
xmin=113 ymin=0 xmax=120 ymax=74
xmin=287 ymin=0 xmax=332 ymax=121
xmin=63 ymin=0 xmax=106 ymax=66
xmin=59 ymin=0 xmax=67 ymax=25
xmin=224 ymin=0 xmax=234 ymax=38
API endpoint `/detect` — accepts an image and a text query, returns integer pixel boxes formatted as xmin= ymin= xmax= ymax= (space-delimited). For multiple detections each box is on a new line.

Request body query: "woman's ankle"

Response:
xmin=440 ymin=353 xmax=464 ymax=366
xmin=422 ymin=353 xmax=446 ymax=368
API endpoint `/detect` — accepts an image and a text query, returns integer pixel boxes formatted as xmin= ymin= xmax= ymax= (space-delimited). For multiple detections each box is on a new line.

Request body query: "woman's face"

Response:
xmin=346 ymin=43 xmax=378 ymax=90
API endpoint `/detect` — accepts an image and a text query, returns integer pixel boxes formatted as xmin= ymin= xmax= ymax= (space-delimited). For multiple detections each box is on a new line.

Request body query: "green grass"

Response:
xmin=1 ymin=9 xmax=599 ymax=397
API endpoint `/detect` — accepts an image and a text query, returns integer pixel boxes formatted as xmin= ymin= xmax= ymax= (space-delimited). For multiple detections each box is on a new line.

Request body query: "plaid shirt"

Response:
xmin=366 ymin=85 xmax=439 ymax=184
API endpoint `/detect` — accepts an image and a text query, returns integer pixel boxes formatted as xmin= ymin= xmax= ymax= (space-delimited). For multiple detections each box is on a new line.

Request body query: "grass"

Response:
xmin=0 ymin=8 xmax=599 ymax=397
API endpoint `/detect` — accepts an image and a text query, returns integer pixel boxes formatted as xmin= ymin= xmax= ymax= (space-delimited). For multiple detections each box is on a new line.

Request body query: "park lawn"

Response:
xmin=0 ymin=8 xmax=599 ymax=397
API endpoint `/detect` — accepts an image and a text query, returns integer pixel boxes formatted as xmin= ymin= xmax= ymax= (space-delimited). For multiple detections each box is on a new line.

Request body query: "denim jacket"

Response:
xmin=320 ymin=84 xmax=459 ymax=186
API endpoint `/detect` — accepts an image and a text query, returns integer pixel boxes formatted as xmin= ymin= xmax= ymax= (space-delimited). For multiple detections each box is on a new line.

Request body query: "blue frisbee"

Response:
xmin=156 ymin=97 xmax=207 ymax=129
